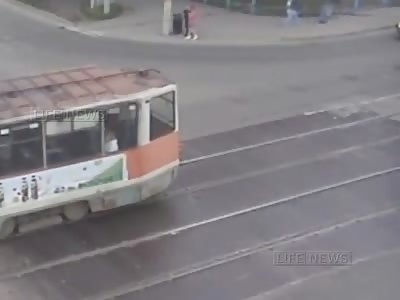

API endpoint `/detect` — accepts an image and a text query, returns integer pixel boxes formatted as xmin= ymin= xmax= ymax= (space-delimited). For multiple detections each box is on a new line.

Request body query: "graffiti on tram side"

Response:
xmin=0 ymin=154 xmax=128 ymax=206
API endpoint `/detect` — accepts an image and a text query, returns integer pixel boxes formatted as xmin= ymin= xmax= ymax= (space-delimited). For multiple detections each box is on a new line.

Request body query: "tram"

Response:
xmin=0 ymin=66 xmax=180 ymax=239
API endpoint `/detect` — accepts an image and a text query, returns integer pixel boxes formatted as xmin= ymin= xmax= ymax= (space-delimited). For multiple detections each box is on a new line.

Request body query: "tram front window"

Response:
xmin=45 ymin=112 xmax=101 ymax=166
xmin=0 ymin=134 xmax=12 ymax=176
xmin=150 ymin=92 xmax=175 ymax=140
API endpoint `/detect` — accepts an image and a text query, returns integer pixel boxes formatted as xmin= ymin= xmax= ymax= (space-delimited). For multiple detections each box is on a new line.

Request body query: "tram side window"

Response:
xmin=103 ymin=104 xmax=138 ymax=153
xmin=0 ymin=122 xmax=43 ymax=177
xmin=45 ymin=112 xmax=101 ymax=166
xmin=150 ymin=92 xmax=175 ymax=141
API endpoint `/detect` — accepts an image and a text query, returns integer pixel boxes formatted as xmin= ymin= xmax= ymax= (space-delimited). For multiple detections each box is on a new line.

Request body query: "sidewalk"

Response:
xmin=5 ymin=0 xmax=400 ymax=46
xmin=73 ymin=0 xmax=400 ymax=46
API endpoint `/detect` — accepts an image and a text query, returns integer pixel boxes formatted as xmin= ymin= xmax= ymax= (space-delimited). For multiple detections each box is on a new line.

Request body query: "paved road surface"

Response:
xmin=1 ymin=2 xmax=400 ymax=139
xmin=1 ymin=98 xmax=400 ymax=299
xmin=1 ymin=2 xmax=400 ymax=300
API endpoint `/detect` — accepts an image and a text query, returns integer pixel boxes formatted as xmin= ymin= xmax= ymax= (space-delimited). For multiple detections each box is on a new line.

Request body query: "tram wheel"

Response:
xmin=63 ymin=201 xmax=89 ymax=221
xmin=0 ymin=218 xmax=16 ymax=240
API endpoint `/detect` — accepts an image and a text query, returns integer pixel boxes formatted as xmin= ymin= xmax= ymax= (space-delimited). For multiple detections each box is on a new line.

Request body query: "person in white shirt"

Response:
xmin=104 ymin=126 xmax=118 ymax=153
xmin=286 ymin=0 xmax=300 ymax=25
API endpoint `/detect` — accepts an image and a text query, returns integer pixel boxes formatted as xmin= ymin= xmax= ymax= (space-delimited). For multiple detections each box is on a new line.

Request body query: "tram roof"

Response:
xmin=0 ymin=65 xmax=173 ymax=125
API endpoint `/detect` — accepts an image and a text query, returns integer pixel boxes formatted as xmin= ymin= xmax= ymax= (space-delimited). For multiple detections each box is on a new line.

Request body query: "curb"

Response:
xmin=1 ymin=0 xmax=395 ymax=48
xmin=72 ymin=25 xmax=394 ymax=48
xmin=282 ymin=25 xmax=393 ymax=42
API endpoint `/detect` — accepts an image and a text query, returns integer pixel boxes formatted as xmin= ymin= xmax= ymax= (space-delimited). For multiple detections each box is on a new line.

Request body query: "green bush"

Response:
xmin=80 ymin=1 xmax=123 ymax=20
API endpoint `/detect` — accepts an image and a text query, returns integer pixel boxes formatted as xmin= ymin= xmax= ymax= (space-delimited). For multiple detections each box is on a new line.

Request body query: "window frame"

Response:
xmin=0 ymin=100 xmax=142 ymax=178
xmin=44 ymin=112 xmax=102 ymax=168
xmin=0 ymin=119 xmax=45 ymax=178
xmin=101 ymin=102 xmax=139 ymax=154
xmin=149 ymin=91 xmax=176 ymax=141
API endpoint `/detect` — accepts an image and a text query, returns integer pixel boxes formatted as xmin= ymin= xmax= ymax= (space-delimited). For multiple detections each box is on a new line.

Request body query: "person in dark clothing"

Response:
xmin=183 ymin=8 xmax=190 ymax=39
xmin=182 ymin=4 xmax=198 ymax=40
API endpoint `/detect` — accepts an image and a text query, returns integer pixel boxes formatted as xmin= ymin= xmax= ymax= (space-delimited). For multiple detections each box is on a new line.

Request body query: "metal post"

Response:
xmin=104 ymin=0 xmax=110 ymax=14
xmin=352 ymin=0 xmax=361 ymax=12
xmin=41 ymin=120 xmax=47 ymax=168
xmin=162 ymin=0 xmax=172 ymax=36
xmin=100 ymin=111 xmax=105 ymax=154
xmin=138 ymin=101 xmax=150 ymax=146
xmin=226 ymin=0 xmax=231 ymax=9
xmin=251 ymin=0 xmax=256 ymax=14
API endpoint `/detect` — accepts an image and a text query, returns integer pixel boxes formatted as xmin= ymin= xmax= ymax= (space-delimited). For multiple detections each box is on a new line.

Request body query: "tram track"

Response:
xmin=2 ymin=155 xmax=400 ymax=283
xmin=179 ymin=93 xmax=400 ymax=167
xmin=3 ymin=98 xmax=399 ymax=242
xmin=2 ymin=112 xmax=400 ymax=277
xmin=2 ymin=164 xmax=400 ymax=300
xmin=107 ymin=207 xmax=400 ymax=300
xmin=246 ymin=247 xmax=400 ymax=300
xmin=171 ymin=134 xmax=400 ymax=196
xmin=2 ymin=95 xmax=400 ymax=300
xmin=179 ymin=109 xmax=398 ymax=167
xmin=85 ymin=207 xmax=400 ymax=300
xmin=174 ymin=101 xmax=400 ymax=193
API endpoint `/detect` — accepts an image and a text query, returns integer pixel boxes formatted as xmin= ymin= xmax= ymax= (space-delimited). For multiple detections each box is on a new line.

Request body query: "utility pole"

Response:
xmin=162 ymin=0 xmax=172 ymax=36
xmin=104 ymin=0 xmax=111 ymax=14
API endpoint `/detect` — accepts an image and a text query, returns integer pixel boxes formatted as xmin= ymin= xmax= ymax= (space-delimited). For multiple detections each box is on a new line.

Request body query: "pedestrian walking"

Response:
xmin=183 ymin=4 xmax=199 ymax=40
xmin=286 ymin=0 xmax=300 ymax=26
xmin=318 ymin=0 xmax=335 ymax=23
xmin=183 ymin=7 xmax=190 ymax=38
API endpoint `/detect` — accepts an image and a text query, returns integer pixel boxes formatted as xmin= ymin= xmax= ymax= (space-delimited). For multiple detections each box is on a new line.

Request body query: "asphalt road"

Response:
xmin=2 ymin=100 xmax=400 ymax=300
xmin=1 ymin=2 xmax=400 ymax=139
xmin=1 ymin=3 xmax=400 ymax=300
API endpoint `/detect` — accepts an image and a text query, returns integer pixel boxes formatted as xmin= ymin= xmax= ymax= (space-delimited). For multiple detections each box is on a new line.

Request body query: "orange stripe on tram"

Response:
xmin=125 ymin=132 xmax=180 ymax=179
